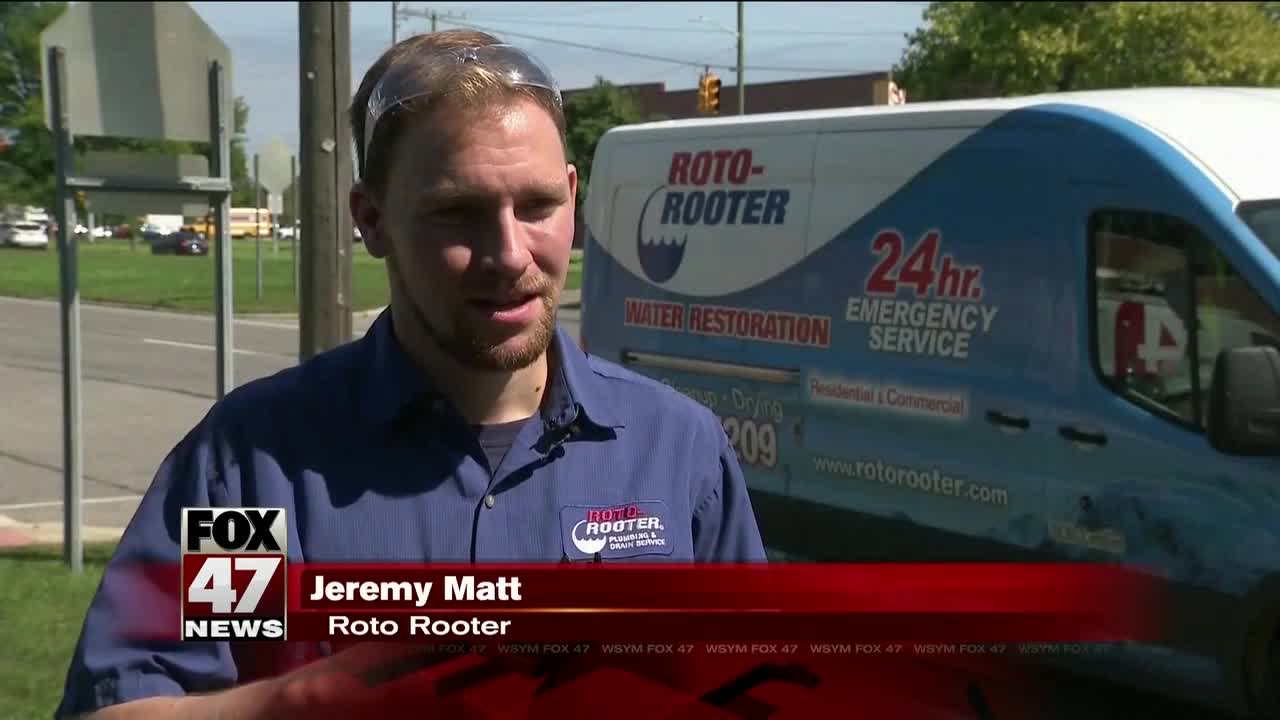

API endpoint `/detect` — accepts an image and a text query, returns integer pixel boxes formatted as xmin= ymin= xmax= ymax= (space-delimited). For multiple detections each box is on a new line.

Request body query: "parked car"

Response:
xmin=150 ymin=230 xmax=208 ymax=255
xmin=3 ymin=221 xmax=49 ymax=249
xmin=75 ymin=224 xmax=114 ymax=239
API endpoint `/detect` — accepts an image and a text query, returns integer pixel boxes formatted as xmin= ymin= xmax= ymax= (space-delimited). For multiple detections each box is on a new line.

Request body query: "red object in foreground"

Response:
xmin=254 ymin=647 xmax=1049 ymax=719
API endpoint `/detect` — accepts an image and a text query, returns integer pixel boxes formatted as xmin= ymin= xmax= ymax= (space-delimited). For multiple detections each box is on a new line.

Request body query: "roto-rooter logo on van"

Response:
xmin=636 ymin=149 xmax=790 ymax=283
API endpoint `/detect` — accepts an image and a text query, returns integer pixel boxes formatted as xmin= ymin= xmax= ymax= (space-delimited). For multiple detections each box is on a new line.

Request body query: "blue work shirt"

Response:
xmin=56 ymin=310 xmax=766 ymax=716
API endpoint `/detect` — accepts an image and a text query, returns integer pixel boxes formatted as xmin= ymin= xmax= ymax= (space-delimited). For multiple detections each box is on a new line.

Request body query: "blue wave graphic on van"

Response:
xmin=636 ymin=185 xmax=686 ymax=283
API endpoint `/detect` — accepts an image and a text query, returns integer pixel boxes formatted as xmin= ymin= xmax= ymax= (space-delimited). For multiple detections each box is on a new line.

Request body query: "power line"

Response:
xmin=419 ymin=2 xmax=647 ymax=21
xmin=656 ymin=44 xmax=739 ymax=81
xmin=437 ymin=18 xmax=863 ymax=74
xmin=443 ymin=17 xmax=909 ymax=36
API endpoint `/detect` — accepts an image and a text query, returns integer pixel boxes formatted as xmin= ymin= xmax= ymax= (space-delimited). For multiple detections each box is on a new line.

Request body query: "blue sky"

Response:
xmin=185 ymin=1 xmax=929 ymax=160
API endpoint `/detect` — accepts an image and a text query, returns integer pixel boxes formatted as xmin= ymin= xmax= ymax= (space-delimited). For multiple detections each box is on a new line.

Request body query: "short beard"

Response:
xmin=426 ymin=293 xmax=557 ymax=372
xmin=390 ymin=259 xmax=558 ymax=372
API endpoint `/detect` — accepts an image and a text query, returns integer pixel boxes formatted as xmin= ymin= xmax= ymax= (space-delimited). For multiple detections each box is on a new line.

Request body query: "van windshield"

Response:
xmin=1239 ymin=200 xmax=1280 ymax=262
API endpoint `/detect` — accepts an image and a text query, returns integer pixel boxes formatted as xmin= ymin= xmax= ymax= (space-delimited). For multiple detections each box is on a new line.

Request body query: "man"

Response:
xmin=56 ymin=30 xmax=765 ymax=719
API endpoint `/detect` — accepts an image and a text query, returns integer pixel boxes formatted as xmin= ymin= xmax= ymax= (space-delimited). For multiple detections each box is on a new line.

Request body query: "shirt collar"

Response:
xmin=544 ymin=324 xmax=626 ymax=433
xmin=357 ymin=309 xmax=626 ymax=433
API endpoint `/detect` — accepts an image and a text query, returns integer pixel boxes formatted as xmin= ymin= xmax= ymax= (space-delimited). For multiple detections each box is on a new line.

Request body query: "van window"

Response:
xmin=1090 ymin=209 xmax=1280 ymax=430
xmin=1239 ymin=200 xmax=1280 ymax=261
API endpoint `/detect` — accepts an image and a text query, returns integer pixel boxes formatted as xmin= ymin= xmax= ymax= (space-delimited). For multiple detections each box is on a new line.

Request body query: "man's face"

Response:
xmin=360 ymin=96 xmax=577 ymax=371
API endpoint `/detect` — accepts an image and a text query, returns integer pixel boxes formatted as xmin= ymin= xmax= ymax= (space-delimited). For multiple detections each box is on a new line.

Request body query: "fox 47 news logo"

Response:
xmin=181 ymin=508 xmax=288 ymax=641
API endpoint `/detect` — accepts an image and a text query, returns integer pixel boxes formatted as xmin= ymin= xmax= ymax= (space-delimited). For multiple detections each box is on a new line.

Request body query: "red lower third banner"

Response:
xmin=286 ymin=563 xmax=1161 ymax=644
xmin=112 ymin=563 xmax=1168 ymax=718
xmin=132 ymin=562 xmax=1165 ymax=643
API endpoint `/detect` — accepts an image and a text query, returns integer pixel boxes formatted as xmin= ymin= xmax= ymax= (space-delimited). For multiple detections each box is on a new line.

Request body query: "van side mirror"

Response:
xmin=1208 ymin=346 xmax=1280 ymax=456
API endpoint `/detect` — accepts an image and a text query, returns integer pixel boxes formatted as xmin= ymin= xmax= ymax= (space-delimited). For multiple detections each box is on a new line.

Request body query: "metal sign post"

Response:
xmin=209 ymin=62 xmax=233 ymax=401
xmin=257 ymin=138 xmax=294 ymax=276
xmin=48 ymin=47 xmax=82 ymax=575
xmin=267 ymin=192 xmax=282 ymax=258
xmin=292 ymin=155 xmax=299 ymax=298
xmin=41 ymin=1 xmax=234 ymax=572
xmin=254 ymin=153 xmax=262 ymax=300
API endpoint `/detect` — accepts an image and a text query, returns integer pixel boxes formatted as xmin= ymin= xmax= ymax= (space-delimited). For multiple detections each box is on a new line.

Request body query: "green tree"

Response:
xmin=894 ymin=1 xmax=1280 ymax=101
xmin=563 ymin=78 xmax=658 ymax=206
xmin=0 ymin=1 xmax=66 ymax=206
xmin=0 ymin=1 xmax=253 ymax=212
xmin=231 ymin=97 xmax=255 ymax=206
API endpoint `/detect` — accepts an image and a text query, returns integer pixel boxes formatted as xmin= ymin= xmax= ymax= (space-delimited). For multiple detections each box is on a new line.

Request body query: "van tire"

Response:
xmin=1260 ymin=637 xmax=1279 ymax=720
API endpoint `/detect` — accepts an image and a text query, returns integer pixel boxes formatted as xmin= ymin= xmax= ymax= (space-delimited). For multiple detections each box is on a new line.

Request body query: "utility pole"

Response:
xmin=298 ymin=1 xmax=353 ymax=359
xmin=391 ymin=1 xmax=399 ymax=44
xmin=398 ymin=7 xmax=467 ymax=34
xmin=737 ymin=1 xmax=745 ymax=115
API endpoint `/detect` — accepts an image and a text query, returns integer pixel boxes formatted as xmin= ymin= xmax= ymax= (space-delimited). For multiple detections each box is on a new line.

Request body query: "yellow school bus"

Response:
xmin=185 ymin=207 xmax=274 ymax=238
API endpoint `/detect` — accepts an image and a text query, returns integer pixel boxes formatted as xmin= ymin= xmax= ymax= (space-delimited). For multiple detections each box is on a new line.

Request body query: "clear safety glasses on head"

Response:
xmin=363 ymin=43 xmax=563 ymax=160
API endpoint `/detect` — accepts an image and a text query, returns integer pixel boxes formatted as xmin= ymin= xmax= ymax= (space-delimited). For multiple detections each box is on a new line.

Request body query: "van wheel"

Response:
xmin=1261 ymin=637 xmax=1279 ymax=720
xmin=1249 ymin=630 xmax=1280 ymax=720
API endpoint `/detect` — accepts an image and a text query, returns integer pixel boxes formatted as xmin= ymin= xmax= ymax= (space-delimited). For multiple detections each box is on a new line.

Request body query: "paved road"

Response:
xmin=0 ymin=295 xmax=579 ymax=530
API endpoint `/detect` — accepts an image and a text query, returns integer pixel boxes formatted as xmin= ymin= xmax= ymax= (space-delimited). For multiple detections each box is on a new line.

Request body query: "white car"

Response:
xmin=5 ymin=221 xmax=48 ymax=249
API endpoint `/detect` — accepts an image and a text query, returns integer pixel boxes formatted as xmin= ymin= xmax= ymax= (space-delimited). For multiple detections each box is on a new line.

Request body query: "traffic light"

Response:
xmin=697 ymin=72 xmax=722 ymax=116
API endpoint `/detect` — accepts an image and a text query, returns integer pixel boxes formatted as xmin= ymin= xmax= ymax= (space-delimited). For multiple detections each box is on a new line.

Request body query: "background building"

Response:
xmin=562 ymin=71 xmax=899 ymax=121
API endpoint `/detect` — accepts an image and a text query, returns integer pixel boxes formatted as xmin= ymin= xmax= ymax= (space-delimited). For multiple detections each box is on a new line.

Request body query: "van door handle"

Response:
xmin=1060 ymin=425 xmax=1108 ymax=447
xmin=985 ymin=410 xmax=1030 ymax=431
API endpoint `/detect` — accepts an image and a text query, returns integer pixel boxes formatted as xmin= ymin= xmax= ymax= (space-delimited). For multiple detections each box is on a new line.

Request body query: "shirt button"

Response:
xmin=484 ymin=494 xmax=496 ymax=509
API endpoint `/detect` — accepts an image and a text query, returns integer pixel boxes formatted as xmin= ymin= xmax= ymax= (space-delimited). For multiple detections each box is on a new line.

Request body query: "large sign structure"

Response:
xmin=40 ymin=2 xmax=235 ymax=573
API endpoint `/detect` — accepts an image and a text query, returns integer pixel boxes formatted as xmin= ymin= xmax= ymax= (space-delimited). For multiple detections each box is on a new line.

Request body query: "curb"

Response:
xmin=0 ymin=515 xmax=125 ymax=548
xmin=0 ymin=295 xmax=389 ymax=322
xmin=238 ymin=307 xmax=387 ymax=323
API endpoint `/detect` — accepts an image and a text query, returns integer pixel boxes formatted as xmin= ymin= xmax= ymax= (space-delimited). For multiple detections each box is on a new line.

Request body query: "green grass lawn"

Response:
xmin=0 ymin=542 xmax=117 ymax=720
xmin=0 ymin=240 xmax=582 ymax=315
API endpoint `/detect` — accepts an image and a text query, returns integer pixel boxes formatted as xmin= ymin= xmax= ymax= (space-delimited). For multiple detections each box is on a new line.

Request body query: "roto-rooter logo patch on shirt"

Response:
xmin=560 ymin=501 xmax=675 ymax=560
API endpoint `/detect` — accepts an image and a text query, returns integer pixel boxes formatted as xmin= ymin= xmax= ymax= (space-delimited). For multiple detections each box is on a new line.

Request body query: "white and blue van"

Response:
xmin=579 ymin=88 xmax=1280 ymax=716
